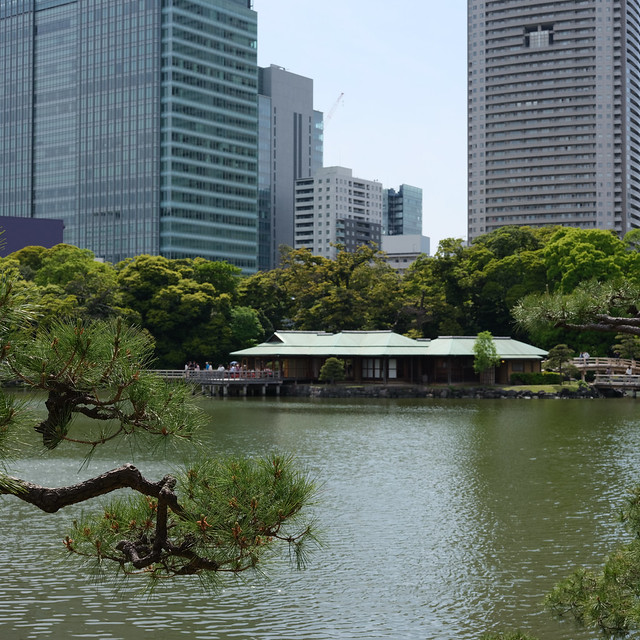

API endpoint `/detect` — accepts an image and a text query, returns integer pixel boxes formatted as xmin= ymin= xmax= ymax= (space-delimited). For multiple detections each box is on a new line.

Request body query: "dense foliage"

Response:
xmin=5 ymin=225 xmax=640 ymax=367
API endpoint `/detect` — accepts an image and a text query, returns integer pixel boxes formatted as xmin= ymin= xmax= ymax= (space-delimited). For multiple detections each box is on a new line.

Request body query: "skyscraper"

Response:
xmin=383 ymin=184 xmax=423 ymax=236
xmin=467 ymin=0 xmax=640 ymax=242
xmin=0 ymin=0 xmax=258 ymax=271
xmin=258 ymin=65 xmax=323 ymax=269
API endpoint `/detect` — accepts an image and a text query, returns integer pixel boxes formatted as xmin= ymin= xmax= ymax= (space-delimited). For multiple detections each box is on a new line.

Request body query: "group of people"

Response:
xmin=184 ymin=361 xmax=239 ymax=372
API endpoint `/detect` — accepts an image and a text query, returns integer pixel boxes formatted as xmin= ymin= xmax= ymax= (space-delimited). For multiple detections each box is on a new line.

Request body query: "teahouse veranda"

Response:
xmin=231 ymin=331 xmax=548 ymax=385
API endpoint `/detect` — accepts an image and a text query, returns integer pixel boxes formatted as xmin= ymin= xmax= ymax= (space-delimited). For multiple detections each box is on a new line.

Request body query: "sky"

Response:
xmin=253 ymin=0 xmax=469 ymax=253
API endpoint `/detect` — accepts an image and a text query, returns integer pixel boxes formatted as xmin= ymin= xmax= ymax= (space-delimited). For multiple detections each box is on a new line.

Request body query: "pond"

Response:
xmin=1 ymin=395 xmax=640 ymax=639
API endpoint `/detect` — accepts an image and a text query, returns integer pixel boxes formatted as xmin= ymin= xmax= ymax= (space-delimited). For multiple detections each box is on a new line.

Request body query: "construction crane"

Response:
xmin=324 ymin=92 xmax=344 ymax=126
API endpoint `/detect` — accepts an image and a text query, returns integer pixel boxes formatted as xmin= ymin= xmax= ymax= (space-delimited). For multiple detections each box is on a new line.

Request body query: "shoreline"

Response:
xmin=282 ymin=383 xmax=609 ymax=400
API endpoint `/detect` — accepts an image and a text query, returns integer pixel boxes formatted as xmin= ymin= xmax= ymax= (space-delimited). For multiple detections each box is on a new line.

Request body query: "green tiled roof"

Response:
xmin=425 ymin=336 xmax=548 ymax=359
xmin=232 ymin=331 xmax=547 ymax=360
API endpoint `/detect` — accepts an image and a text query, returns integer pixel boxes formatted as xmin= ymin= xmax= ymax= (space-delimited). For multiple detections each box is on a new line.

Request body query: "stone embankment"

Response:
xmin=284 ymin=384 xmax=603 ymax=400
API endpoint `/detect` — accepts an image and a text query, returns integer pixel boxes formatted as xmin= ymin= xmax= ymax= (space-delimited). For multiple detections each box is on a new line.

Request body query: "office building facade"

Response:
xmin=0 ymin=0 xmax=258 ymax=270
xmin=294 ymin=166 xmax=383 ymax=260
xmin=468 ymin=0 xmax=640 ymax=241
xmin=258 ymin=65 xmax=323 ymax=268
xmin=383 ymin=184 xmax=423 ymax=236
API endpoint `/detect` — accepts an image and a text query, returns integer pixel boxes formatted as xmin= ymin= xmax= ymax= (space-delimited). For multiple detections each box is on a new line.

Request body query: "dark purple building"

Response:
xmin=0 ymin=217 xmax=64 ymax=257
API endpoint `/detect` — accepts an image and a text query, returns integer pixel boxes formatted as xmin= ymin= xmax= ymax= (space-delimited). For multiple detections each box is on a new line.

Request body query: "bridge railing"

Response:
xmin=594 ymin=374 xmax=640 ymax=387
xmin=151 ymin=369 xmax=282 ymax=382
xmin=571 ymin=357 xmax=637 ymax=372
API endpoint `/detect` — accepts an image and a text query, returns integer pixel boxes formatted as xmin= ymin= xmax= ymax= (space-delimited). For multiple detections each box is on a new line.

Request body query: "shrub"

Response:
xmin=318 ymin=357 xmax=346 ymax=384
xmin=509 ymin=372 xmax=563 ymax=385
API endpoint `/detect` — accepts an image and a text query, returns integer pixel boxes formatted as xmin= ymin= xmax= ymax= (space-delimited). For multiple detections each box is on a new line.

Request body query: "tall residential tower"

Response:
xmin=467 ymin=0 xmax=640 ymax=241
xmin=0 ymin=0 xmax=258 ymax=270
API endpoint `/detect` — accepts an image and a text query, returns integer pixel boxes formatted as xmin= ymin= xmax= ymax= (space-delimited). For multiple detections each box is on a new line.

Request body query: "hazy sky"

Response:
xmin=253 ymin=0 xmax=468 ymax=252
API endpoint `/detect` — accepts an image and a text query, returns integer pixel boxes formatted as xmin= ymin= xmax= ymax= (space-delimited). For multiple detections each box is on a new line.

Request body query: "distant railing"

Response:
xmin=151 ymin=369 xmax=282 ymax=382
xmin=593 ymin=374 xmax=640 ymax=388
xmin=571 ymin=357 xmax=637 ymax=373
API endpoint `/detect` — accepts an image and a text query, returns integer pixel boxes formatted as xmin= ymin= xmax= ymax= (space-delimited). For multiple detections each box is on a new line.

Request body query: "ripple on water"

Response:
xmin=0 ymin=397 xmax=638 ymax=639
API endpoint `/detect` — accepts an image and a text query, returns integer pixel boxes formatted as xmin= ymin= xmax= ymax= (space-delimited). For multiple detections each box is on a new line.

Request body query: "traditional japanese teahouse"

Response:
xmin=231 ymin=331 xmax=547 ymax=385
xmin=423 ymin=336 xmax=548 ymax=385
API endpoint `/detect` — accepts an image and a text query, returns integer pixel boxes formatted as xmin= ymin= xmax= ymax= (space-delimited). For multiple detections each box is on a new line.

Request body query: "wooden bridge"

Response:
xmin=571 ymin=357 xmax=638 ymax=374
xmin=592 ymin=374 xmax=640 ymax=395
xmin=152 ymin=370 xmax=283 ymax=397
xmin=568 ymin=357 xmax=640 ymax=394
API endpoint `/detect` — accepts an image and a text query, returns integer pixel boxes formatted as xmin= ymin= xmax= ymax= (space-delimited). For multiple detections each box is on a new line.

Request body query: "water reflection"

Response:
xmin=1 ymin=396 xmax=640 ymax=639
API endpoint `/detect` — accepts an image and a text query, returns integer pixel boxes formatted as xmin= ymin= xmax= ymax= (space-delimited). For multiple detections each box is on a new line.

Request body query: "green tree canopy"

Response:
xmin=229 ymin=306 xmax=265 ymax=351
xmin=5 ymin=244 xmax=123 ymax=322
xmin=543 ymin=228 xmax=629 ymax=293
xmin=117 ymin=255 xmax=241 ymax=367
xmin=612 ymin=333 xmax=640 ymax=359
xmin=473 ymin=331 xmax=501 ymax=375
xmin=401 ymin=228 xmax=551 ymax=339
xmin=544 ymin=344 xmax=574 ymax=376
xmin=240 ymin=246 xmax=403 ymax=334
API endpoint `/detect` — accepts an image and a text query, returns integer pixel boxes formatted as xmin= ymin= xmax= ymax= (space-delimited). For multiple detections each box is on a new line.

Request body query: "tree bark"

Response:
xmin=0 ymin=464 xmax=175 ymax=513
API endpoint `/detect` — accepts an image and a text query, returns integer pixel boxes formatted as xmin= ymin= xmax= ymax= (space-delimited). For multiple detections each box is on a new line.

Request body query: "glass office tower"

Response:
xmin=383 ymin=185 xmax=423 ymax=236
xmin=0 ymin=0 xmax=258 ymax=270
xmin=468 ymin=0 xmax=640 ymax=242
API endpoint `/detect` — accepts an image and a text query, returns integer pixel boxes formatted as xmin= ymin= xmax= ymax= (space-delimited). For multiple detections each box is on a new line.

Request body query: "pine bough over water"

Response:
xmin=0 ymin=277 xmax=317 ymax=590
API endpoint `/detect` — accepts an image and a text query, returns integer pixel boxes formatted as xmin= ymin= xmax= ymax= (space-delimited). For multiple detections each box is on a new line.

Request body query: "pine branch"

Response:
xmin=0 ymin=464 xmax=177 ymax=513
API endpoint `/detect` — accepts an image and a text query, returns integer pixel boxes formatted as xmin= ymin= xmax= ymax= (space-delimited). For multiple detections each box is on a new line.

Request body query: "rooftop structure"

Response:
xmin=381 ymin=234 xmax=430 ymax=272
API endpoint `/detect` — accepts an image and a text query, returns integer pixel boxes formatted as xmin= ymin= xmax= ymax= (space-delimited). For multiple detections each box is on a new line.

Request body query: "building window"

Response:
xmin=525 ymin=24 xmax=553 ymax=48
xmin=363 ymin=358 xmax=383 ymax=379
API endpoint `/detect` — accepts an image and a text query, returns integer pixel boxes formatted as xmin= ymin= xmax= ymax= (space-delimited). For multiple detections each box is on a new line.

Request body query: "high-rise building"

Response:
xmin=258 ymin=65 xmax=323 ymax=269
xmin=467 ymin=0 xmax=640 ymax=242
xmin=0 ymin=0 xmax=258 ymax=271
xmin=383 ymin=184 xmax=423 ymax=236
xmin=294 ymin=166 xmax=383 ymax=259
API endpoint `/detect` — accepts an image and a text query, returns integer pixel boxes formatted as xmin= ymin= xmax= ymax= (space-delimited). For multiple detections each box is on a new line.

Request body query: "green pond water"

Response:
xmin=1 ymin=394 xmax=640 ymax=639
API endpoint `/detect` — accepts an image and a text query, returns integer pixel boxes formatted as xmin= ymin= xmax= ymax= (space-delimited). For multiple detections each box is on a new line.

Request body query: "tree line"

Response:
xmin=5 ymin=225 xmax=640 ymax=367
